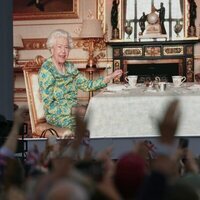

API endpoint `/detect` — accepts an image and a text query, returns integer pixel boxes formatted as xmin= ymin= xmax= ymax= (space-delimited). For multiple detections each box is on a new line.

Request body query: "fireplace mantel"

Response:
xmin=108 ymin=39 xmax=199 ymax=46
xmin=108 ymin=40 xmax=200 ymax=82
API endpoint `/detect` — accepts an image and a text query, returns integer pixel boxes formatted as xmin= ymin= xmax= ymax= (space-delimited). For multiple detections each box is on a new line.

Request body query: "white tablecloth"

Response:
xmin=84 ymin=83 xmax=200 ymax=138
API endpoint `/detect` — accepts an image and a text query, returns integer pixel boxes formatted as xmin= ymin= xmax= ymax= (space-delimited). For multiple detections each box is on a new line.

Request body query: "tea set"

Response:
xmin=125 ymin=75 xmax=186 ymax=92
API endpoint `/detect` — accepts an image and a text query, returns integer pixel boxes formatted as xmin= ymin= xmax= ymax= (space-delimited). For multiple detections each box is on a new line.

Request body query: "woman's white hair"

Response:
xmin=46 ymin=29 xmax=73 ymax=50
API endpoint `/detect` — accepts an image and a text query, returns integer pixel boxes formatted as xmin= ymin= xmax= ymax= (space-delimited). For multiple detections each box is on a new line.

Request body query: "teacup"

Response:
xmin=155 ymin=76 xmax=161 ymax=83
xmin=172 ymin=76 xmax=186 ymax=87
xmin=125 ymin=75 xmax=138 ymax=87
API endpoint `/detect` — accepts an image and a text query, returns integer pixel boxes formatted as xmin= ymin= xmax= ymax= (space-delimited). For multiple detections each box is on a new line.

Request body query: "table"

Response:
xmin=84 ymin=83 xmax=200 ymax=138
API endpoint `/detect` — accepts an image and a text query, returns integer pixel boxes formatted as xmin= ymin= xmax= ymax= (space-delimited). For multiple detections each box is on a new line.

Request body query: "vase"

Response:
xmin=174 ymin=20 xmax=183 ymax=37
xmin=125 ymin=20 xmax=133 ymax=39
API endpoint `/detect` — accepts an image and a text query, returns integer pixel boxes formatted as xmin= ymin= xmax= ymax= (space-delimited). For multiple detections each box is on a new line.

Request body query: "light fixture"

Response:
xmin=13 ymin=34 xmax=23 ymax=67
xmin=80 ymin=19 xmax=104 ymax=68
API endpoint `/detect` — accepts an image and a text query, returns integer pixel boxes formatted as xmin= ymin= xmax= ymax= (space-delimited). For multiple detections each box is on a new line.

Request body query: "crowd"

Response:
xmin=1 ymin=99 xmax=200 ymax=200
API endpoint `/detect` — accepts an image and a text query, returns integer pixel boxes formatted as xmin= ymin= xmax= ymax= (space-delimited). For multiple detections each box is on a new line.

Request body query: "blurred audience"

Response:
xmin=1 ymin=100 xmax=200 ymax=200
xmin=0 ymin=107 xmax=28 ymax=200
xmin=114 ymin=152 xmax=146 ymax=199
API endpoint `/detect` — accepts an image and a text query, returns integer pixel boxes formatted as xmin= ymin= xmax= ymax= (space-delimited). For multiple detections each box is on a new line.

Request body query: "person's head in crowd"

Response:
xmin=164 ymin=182 xmax=199 ymax=200
xmin=75 ymin=160 xmax=104 ymax=183
xmin=177 ymin=173 xmax=200 ymax=198
xmin=114 ymin=151 xmax=146 ymax=199
xmin=1 ymin=157 xmax=25 ymax=191
xmin=46 ymin=180 xmax=89 ymax=200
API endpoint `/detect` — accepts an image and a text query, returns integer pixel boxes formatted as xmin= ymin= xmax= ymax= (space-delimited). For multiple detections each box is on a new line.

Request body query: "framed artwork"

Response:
xmin=13 ymin=0 xmax=79 ymax=20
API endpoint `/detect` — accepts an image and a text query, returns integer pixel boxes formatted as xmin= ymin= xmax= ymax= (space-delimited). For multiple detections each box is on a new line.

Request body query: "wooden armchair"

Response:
xmin=23 ymin=59 xmax=73 ymax=138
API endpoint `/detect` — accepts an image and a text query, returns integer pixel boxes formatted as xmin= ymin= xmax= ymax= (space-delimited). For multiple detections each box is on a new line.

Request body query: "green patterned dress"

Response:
xmin=38 ymin=58 xmax=107 ymax=131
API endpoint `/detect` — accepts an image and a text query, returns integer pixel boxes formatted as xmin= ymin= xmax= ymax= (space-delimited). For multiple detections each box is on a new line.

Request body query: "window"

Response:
xmin=124 ymin=0 xmax=183 ymax=40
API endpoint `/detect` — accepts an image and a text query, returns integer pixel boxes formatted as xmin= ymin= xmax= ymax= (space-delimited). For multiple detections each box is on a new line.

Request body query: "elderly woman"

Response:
xmin=38 ymin=29 xmax=122 ymax=131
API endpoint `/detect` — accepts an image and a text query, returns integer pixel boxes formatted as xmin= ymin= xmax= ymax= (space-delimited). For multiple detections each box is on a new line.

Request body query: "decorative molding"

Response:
xmin=113 ymin=60 xmax=120 ymax=70
xmin=74 ymin=38 xmax=106 ymax=50
xmin=21 ymin=38 xmax=106 ymax=51
xmin=97 ymin=0 xmax=106 ymax=32
xmin=123 ymin=48 xmax=142 ymax=57
xmin=186 ymin=58 xmax=193 ymax=81
xmin=14 ymin=97 xmax=27 ymax=102
xmin=163 ymin=46 xmax=184 ymax=56
xmin=145 ymin=46 xmax=161 ymax=57
xmin=14 ymin=88 xmax=26 ymax=93
xmin=22 ymin=38 xmax=47 ymax=50
xmin=22 ymin=38 xmax=83 ymax=50
xmin=113 ymin=48 xmax=120 ymax=57
xmin=186 ymin=46 xmax=193 ymax=55
xmin=113 ymin=59 xmax=121 ymax=83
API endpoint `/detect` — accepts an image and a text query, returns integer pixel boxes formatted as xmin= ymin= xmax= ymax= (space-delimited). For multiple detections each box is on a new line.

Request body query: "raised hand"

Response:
xmin=3 ymin=106 xmax=28 ymax=153
xmin=104 ymin=69 xmax=123 ymax=84
xmin=158 ymin=99 xmax=180 ymax=144
xmin=14 ymin=106 xmax=29 ymax=126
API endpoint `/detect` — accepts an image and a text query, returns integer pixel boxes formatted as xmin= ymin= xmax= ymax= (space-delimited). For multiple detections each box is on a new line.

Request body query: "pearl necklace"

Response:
xmin=52 ymin=58 xmax=65 ymax=75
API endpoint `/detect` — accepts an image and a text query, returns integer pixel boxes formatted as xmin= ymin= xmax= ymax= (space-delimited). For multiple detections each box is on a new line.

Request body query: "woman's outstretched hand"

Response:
xmin=104 ymin=69 xmax=123 ymax=84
